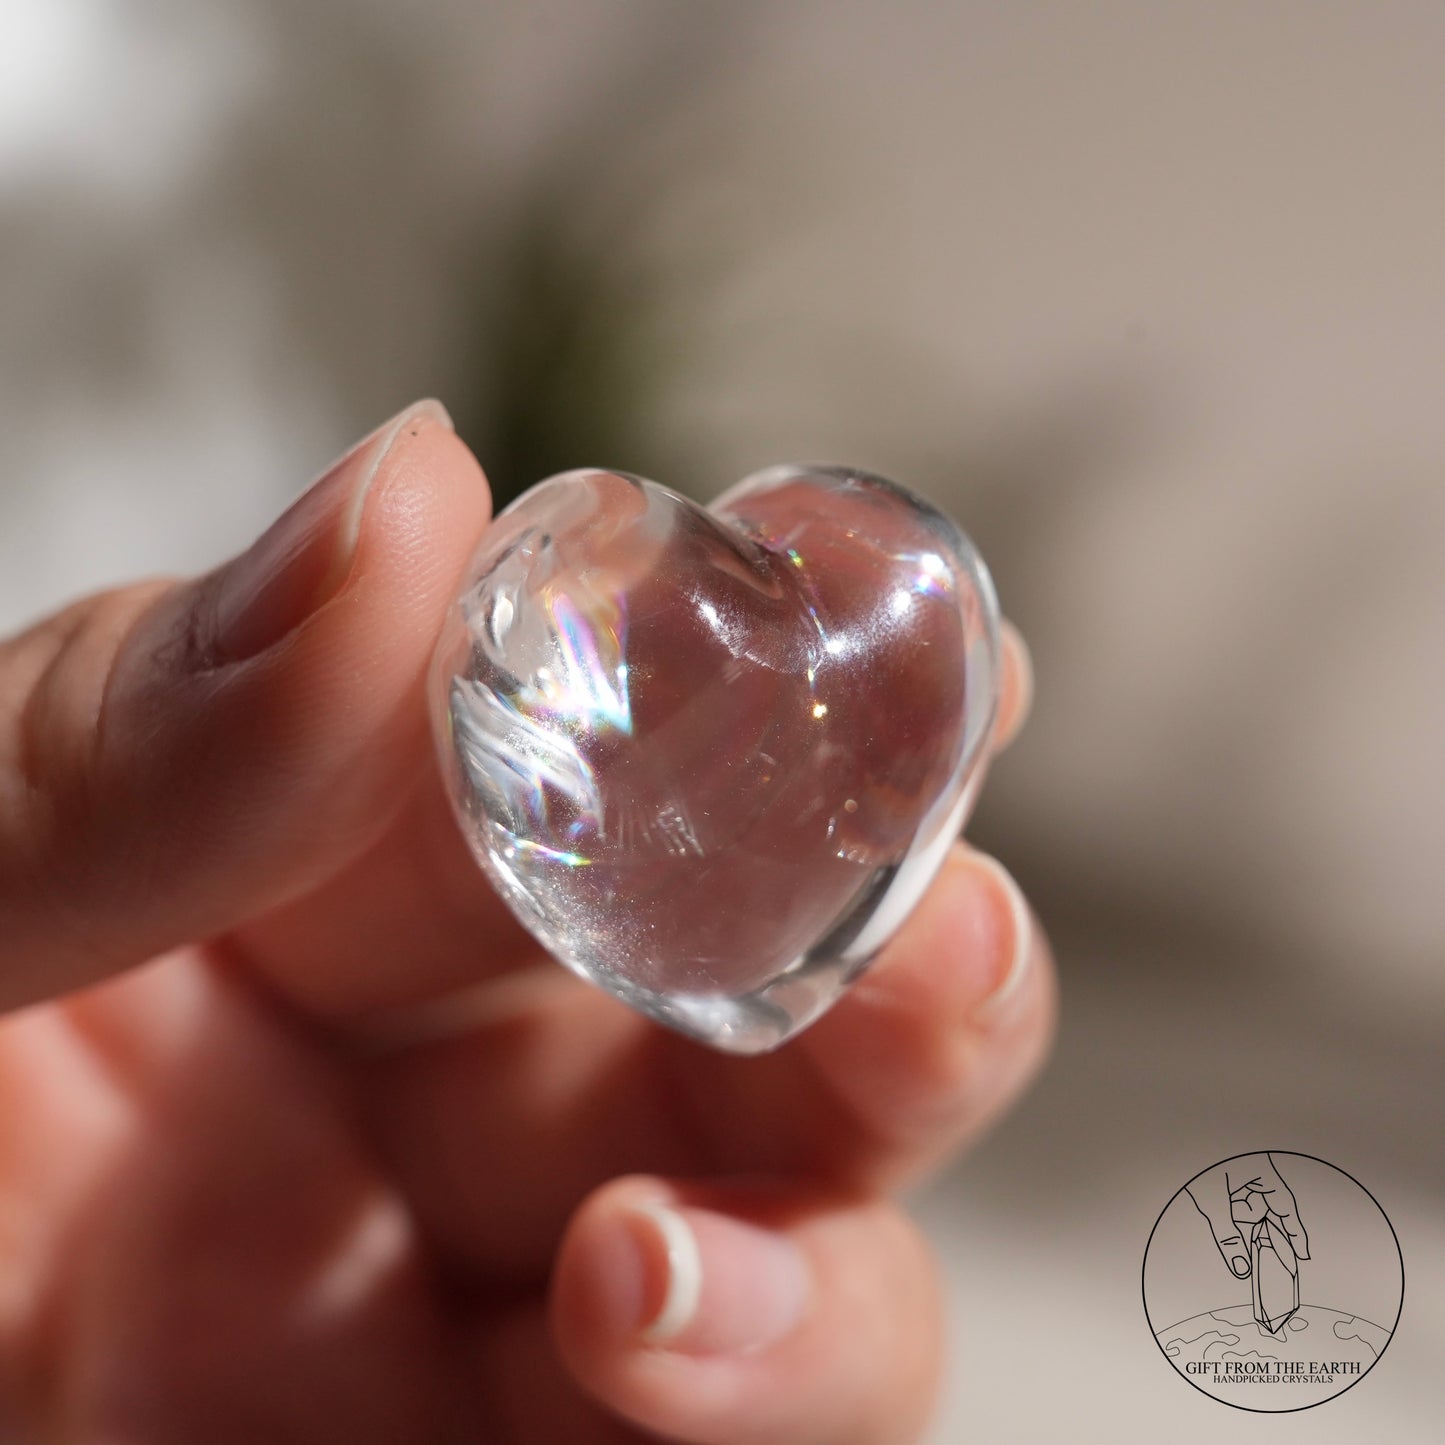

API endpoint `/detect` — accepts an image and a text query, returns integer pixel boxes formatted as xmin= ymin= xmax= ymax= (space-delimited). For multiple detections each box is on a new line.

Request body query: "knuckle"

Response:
xmin=0 ymin=582 xmax=173 ymax=896
xmin=2 ymin=596 xmax=107 ymax=837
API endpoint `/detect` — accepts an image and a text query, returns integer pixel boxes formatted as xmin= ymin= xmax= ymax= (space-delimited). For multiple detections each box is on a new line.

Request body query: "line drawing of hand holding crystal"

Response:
xmin=1186 ymin=1152 xmax=1311 ymax=1334
xmin=1148 ymin=1151 xmax=1401 ymax=1411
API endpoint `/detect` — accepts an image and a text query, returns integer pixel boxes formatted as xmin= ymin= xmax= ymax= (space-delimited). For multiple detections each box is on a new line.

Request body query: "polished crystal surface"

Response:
xmin=429 ymin=465 xmax=1001 ymax=1053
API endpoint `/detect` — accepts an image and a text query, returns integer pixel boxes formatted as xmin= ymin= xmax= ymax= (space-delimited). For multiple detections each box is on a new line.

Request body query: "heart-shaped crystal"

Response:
xmin=429 ymin=465 xmax=1001 ymax=1053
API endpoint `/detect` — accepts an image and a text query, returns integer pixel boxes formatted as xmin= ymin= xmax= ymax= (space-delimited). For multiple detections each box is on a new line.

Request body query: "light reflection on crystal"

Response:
xmin=911 ymin=551 xmax=951 ymax=595
xmin=518 ymin=589 xmax=632 ymax=735
xmin=506 ymin=837 xmax=593 ymax=868
xmin=430 ymin=464 xmax=1001 ymax=1053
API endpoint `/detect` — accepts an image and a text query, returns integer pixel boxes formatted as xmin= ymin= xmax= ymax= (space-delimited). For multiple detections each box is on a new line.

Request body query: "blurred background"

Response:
xmin=1 ymin=1 xmax=1441 ymax=1438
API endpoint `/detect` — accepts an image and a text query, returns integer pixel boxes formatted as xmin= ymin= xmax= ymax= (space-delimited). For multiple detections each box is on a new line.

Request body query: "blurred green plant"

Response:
xmin=443 ymin=7 xmax=758 ymax=512
xmin=453 ymin=196 xmax=680 ymax=514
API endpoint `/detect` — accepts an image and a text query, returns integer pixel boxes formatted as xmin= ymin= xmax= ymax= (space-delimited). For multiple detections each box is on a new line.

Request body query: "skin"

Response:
xmin=0 ymin=408 xmax=1054 ymax=1444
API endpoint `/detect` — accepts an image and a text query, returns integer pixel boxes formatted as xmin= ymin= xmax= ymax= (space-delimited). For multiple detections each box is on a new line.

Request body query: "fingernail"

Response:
xmin=968 ymin=853 xmax=1034 ymax=1020
xmin=621 ymin=1201 xmax=810 ymax=1356
xmin=1231 ymin=1255 xmax=1251 ymax=1278
xmin=211 ymin=399 xmax=453 ymax=661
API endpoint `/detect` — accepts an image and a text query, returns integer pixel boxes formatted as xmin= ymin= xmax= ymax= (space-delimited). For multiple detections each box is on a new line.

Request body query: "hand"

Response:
xmin=0 ymin=402 xmax=1053 ymax=1445
xmin=1186 ymin=1153 xmax=1311 ymax=1280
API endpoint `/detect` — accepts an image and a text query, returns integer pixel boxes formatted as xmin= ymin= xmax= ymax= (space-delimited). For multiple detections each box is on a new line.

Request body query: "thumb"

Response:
xmin=1186 ymin=1183 xmax=1253 ymax=1280
xmin=0 ymin=399 xmax=491 ymax=1012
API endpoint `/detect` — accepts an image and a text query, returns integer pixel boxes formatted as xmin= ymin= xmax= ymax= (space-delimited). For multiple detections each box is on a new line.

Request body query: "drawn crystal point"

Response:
xmin=1251 ymin=1217 xmax=1301 ymax=1334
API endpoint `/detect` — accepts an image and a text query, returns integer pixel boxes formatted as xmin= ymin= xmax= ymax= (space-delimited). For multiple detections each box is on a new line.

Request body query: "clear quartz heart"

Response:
xmin=429 ymin=464 xmax=1001 ymax=1053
